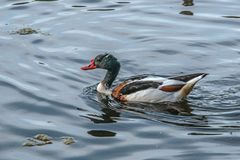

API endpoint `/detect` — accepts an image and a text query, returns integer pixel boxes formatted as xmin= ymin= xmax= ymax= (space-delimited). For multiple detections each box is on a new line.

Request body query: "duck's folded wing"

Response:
xmin=159 ymin=79 xmax=186 ymax=92
xmin=112 ymin=79 xmax=185 ymax=99
xmin=120 ymin=81 xmax=162 ymax=95
xmin=112 ymin=73 xmax=207 ymax=102
xmin=122 ymin=74 xmax=149 ymax=82
xmin=112 ymin=80 xmax=162 ymax=99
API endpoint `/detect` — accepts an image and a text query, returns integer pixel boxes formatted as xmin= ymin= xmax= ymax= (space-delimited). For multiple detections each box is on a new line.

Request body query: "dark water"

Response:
xmin=1 ymin=0 xmax=240 ymax=159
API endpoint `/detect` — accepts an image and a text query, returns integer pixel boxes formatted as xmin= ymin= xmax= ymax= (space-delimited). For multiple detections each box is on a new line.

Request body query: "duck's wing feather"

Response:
xmin=112 ymin=80 xmax=162 ymax=101
xmin=169 ymin=73 xmax=208 ymax=82
xmin=122 ymin=74 xmax=150 ymax=82
xmin=120 ymin=81 xmax=162 ymax=95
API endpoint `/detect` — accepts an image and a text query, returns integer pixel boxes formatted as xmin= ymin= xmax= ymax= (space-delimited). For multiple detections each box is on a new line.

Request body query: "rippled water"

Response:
xmin=1 ymin=0 xmax=240 ymax=159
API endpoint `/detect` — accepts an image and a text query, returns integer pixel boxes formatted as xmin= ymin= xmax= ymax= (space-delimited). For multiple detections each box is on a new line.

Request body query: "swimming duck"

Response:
xmin=81 ymin=54 xmax=207 ymax=103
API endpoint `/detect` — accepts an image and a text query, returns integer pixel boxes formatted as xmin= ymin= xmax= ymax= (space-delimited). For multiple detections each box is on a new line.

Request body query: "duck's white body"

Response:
xmin=110 ymin=73 xmax=207 ymax=103
xmin=97 ymin=82 xmax=112 ymax=96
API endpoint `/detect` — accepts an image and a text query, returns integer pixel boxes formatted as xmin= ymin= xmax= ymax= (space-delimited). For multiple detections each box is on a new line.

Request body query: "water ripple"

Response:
xmin=1 ymin=0 xmax=240 ymax=159
xmin=0 ymin=74 xmax=40 ymax=91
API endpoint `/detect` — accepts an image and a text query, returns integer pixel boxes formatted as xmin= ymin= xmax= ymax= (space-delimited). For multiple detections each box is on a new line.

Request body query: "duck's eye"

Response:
xmin=96 ymin=58 xmax=100 ymax=62
xmin=96 ymin=54 xmax=107 ymax=62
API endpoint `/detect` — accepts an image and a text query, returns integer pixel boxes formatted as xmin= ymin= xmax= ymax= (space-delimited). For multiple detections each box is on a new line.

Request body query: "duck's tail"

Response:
xmin=179 ymin=73 xmax=208 ymax=98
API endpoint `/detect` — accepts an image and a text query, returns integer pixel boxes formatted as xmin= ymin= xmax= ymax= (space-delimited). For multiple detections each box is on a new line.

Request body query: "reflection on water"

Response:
xmin=1 ymin=0 xmax=240 ymax=159
xmin=82 ymin=92 xmax=120 ymax=123
xmin=12 ymin=2 xmax=30 ymax=6
xmin=88 ymin=8 xmax=115 ymax=12
xmin=72 ymin=5 xmax=86 ymax=8
xmin=35 ymin=0 xmax=58 ymax=1
xmin=82 ymin=85 xmax=210 ymax=128
xmin=222 ymin=16 xmax=240 ymax=19
xmin=123 ymin=101 xmax=193 ymax=116
xmin=82 ymin=106 xmax=120 ymax=124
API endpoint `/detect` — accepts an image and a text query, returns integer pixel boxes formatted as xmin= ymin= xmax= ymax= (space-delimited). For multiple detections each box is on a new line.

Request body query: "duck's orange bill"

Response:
xmin=81 ymin=59 xmax=97 ymax=70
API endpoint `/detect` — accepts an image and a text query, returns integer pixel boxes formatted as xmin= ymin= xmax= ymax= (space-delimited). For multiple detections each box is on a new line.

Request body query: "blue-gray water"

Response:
xmin=0 ymin=0 xmax=240 ymax=159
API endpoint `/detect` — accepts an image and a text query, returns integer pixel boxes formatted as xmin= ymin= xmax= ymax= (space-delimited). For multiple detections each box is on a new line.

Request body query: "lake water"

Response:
xmin=0 ymin=0 xmax=240 ymax=159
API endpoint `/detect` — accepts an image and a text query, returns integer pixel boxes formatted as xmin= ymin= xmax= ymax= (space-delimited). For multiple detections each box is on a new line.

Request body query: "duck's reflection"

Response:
xmin=96 ymin=92 xmax=193 ymax=117
xmin=84 ymin=108 xmax=119 ymax=124
xmin=82 ymin=93 xmax=120 ymax=124
xmin=123 ymin=100 xmax=193 ymax=116
xmin=82 ymin=90 xmax=209 ymax=127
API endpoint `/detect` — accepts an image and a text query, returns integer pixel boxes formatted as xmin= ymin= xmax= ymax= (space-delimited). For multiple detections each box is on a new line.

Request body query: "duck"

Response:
xmin=81 ymin=53 xmax=207 ymax=103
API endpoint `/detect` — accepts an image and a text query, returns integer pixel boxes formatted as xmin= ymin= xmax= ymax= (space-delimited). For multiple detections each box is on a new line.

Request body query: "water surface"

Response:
xmin=0 ymin=0 xmax=240 ymax=159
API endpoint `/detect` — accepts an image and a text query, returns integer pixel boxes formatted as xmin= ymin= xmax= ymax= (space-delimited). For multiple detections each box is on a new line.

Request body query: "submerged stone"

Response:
xmin=182 ymin=0 xmax=194 ymax=6
xmin=61 ymin=137 xmax=76 ymax=145
xmin=10 ymin=28 xmax=50 ymax=36
xmin=34 ymin=134 xmax=53 ymax=142
xmin=179 ymin=11 xmax=194 ymax=16
xmin=23 ymin=134 xmax=53 ymax=147
xmin=13 ymin=28 xmax=38 ymax=35
xmin=23 ymin=134 xmax=76 ymax=147
xmin=22 ymin=140 xmax=35 ymax=147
